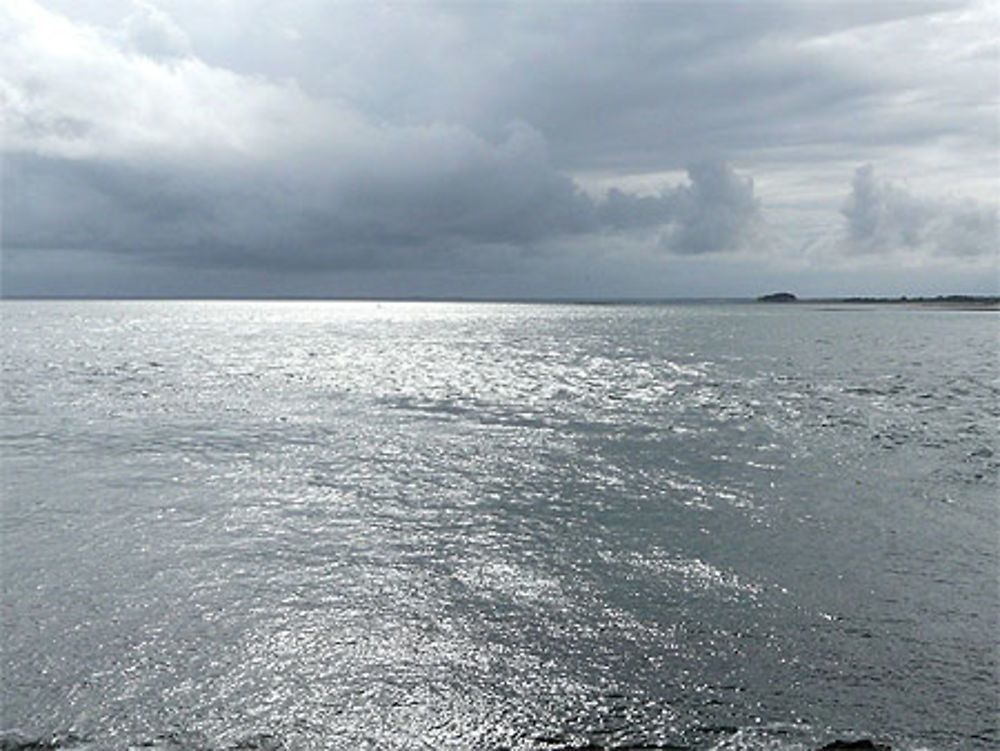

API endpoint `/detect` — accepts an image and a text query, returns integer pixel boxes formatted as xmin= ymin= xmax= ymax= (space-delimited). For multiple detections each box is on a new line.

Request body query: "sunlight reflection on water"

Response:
xmin=1 ymin=301 xmax=997 ymax=750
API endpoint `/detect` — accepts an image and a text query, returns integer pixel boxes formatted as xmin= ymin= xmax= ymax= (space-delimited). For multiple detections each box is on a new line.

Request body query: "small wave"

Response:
xmin=622 ymin=550 xmax=765 ymax=600
xmin=707 ymin=725 xmax=900 ymax=751
xmin=0 ymin=734 xmax=91 ymax=751
xmin=0 ymin=734 xmax=283 ymax=751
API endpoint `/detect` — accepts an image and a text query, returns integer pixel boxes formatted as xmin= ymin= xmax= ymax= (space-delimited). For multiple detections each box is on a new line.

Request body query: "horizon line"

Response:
xmin=3 ymin=293 xmax=998 ymax=305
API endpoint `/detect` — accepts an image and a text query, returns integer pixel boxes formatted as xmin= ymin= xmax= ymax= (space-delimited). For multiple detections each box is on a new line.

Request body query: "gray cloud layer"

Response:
xmin=2 ymin=0 xmax=997 ymax=296
xmin=4 ymin=146 xmax=762 ymax=271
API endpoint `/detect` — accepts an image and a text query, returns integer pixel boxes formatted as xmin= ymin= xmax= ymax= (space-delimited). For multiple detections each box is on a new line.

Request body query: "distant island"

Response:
xmin=758 ymin=292 xmax=797 ymax=302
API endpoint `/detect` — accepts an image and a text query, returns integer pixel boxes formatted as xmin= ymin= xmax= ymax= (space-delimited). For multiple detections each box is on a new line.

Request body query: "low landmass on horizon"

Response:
xmin=758 ymin=293 xmax=1000 ymax=309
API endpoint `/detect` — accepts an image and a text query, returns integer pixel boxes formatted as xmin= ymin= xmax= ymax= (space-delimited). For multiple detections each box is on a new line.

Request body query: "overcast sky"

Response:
xmin=2 ymin=0 xmax=997 ymax=298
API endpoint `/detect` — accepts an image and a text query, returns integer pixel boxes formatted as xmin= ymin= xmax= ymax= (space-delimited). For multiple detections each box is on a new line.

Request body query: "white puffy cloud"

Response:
xmin=0 ymin=0 xmax=351 ymax=162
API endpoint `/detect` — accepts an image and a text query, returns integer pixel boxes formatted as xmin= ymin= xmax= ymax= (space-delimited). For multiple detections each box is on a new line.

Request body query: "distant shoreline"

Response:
xmin=808 ymin=297 xmax=999 ymax=311
xmin=758 ymin=293 xmax=1000 ymax=310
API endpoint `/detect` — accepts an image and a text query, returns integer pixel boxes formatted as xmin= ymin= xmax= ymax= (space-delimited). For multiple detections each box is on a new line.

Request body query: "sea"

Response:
xmin=1 ymin=300 xmax=997 ymax=751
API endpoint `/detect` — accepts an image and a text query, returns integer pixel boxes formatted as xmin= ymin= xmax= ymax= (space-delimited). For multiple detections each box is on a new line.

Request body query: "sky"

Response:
xmin=1 ymin=0 xmax=997 ymax=299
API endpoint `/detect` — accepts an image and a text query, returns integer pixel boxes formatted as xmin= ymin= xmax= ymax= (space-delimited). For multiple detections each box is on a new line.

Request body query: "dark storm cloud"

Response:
xmin=3 ymin=144 xmax=760 ymax=271
xmin=842 ymin=164 xmax=998 ymax=258
xmin=598 ymin=163 xmax=761 ymax=254
xmin=4 ymin=122 xmax=604 ymax=270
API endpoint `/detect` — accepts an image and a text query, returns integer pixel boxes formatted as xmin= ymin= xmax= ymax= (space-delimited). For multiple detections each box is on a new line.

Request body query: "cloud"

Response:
xmin=1 ymin=0 xmax=995 ymax=297
xmin=663 ymin=162 xmax=760 ymax=254
xmin=2 ymin=3 xmax=766 ymax=271
xmin=119 ymin=0 xmax=191 ymax=59
xmin=4 ymin=148 xmax=756 ymax=274
xmin=0 ymin=1 xmax=349 ymax=163
xmin=267 ymin=1 xmax=989 ymax=179
xmin=842 ymin=164 xmax=998 ymax=257
xmin=597 ymin=163 xmax=761 ymax=254
xmin=3 ymin=116 xmax=607 ymax=272
xmin=0 ymin=3 xmax=595 ymax=269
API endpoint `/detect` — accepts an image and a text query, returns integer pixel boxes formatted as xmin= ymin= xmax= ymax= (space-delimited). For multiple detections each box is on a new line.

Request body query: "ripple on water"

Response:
xmin=1 ymin=301 xmax=996 ymax=751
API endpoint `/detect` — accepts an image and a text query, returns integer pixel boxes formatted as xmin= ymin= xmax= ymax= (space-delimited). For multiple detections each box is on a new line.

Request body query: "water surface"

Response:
xmin=2 ymin=301 xmax=997 ymax=750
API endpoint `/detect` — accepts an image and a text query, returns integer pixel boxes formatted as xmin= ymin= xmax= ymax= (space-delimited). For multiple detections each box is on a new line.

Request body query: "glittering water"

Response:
xmin=1 ymin=301 xmax=997 ymax=751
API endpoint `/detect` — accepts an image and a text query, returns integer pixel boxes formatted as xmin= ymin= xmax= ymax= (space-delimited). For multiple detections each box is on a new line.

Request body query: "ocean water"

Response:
xmin=1 ymin=300 xmax=996 ymax=751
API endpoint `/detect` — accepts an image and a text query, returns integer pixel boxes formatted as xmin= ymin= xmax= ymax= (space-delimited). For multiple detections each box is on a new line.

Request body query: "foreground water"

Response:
xmin=1 ymin=301 xmax=997 ymax=751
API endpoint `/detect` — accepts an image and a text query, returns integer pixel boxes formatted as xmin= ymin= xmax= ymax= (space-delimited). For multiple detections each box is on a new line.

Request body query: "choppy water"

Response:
xmin=1 ymin=301 xmax=997 ymax=751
